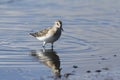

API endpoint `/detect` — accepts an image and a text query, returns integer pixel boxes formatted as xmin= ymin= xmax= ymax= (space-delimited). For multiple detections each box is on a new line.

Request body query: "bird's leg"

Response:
xmin=42 ymin=42 xmax=46 ymax=48
xmin=42 ymin=47 xmax=45 ymax=52
xmin=51 ymin=43 xmax=54 ymax=49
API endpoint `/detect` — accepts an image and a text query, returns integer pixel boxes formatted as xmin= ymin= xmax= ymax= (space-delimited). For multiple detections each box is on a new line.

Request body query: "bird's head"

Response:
xmin=54 ymin=20 xmax=64 ymax=31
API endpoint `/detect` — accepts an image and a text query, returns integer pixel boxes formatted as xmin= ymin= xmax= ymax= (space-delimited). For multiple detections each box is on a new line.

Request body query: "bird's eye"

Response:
xmin=57 ymin=23 xmax=59 ymax=26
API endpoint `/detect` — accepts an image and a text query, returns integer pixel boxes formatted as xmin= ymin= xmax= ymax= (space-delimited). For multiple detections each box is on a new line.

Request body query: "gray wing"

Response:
xmin=29 ymin=27 xmax=52 ymax=37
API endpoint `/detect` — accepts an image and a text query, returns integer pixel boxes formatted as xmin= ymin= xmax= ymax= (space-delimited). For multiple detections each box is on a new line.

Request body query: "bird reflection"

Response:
xmin=31 ymin=48 xmax=61 ymax=78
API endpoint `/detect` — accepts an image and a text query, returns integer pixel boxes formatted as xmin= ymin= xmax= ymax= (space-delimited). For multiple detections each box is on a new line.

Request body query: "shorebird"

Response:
xmin=30 ymin=20 xmax=63 ymax=49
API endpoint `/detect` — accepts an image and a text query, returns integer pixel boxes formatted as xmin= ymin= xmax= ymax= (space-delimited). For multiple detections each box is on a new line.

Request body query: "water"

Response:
xmin=0 ymin=0 xmax=120 ymax=80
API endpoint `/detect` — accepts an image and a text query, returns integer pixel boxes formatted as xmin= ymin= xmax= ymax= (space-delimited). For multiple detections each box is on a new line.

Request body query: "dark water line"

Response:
xmin=0 ymin=0 xmax=15 ymax=4
xmin=0 ymin=49 xmax=29 ymax=53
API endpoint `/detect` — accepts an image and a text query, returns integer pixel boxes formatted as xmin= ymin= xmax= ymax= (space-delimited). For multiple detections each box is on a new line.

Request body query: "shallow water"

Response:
xmin=0 ymin=0 xmax=120 ymax=80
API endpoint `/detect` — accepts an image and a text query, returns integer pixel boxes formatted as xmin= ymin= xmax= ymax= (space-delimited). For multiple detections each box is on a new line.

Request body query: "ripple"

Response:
xmin=59 ymin=33 xmax=99 ymax=54
xmin=0 ymin=54 xmax=40 ymax=67
xmin=0 ymin=0 xmax=14 ymax=4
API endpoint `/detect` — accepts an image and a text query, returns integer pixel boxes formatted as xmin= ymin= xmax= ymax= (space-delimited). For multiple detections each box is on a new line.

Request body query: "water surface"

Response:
xmin=0 ymin=0 xmax=120 ymax=80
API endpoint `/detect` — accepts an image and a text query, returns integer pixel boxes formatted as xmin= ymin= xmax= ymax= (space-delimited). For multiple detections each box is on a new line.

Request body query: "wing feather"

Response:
xmin=29 ymin=27 xmax=52 ymax=37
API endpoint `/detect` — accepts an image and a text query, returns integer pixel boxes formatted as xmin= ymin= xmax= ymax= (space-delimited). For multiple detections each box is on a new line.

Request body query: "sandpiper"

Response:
xmin=30 ymin=20 xmax=63 ymax=48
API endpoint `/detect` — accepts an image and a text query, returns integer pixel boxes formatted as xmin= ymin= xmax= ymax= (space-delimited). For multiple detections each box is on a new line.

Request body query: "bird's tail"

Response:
xmin=29 ymin=33 xmax=36 ymax=37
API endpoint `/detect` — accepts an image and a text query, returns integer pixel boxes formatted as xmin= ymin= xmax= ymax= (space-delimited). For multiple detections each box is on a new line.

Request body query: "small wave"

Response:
xmin=0 ymin=0 xmax=14 ymax=4
xmin=60 ymin=33 xmax=99 ymax=53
